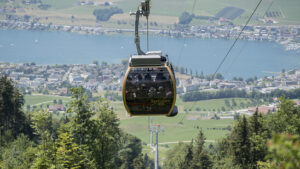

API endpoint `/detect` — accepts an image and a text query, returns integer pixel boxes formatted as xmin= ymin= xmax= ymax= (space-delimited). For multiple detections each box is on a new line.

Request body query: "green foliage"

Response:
xmin=179 ymin=12 xmax=193 ymax=24
xmin=164 ymin=130 xmax=212 ymax=169
xmin=182 ymin=88 xmax=300 ymax=102
xmin=211 ymin=96 xmax=300 ymax=168
xmin=215 ymin=73 xmax=224 ymax=80
xmin=0 ymin=134 xmax=37 ymax=169
xmin=0 ymin=76 xmax=31 ymax=143
xmin=30 ymin=110 xmax=56 ymax=169
xmin=191 ymin=130 xmax=213 ymax=169
xmin=68 ymin=87 xmax=95 ymax=145
xmin=55 ymin=132 xmax=95 ymax=169
xmin=67 ymin=87 xmax=151 ymax=169
xmin=0 ymin=82 xmax=155 ymax=169
xmin=267 ymin=134 xmax=300 ymax=169
xmin=118 ymin=133 xmax=144 ymax=169
xmin=228 ymin=116 xmax=252 ymax=168
xmin=164 ymin=143 xmax=190 ymax=169
xmin=182 ymin=89 xmax=247 ymax=102
xmin=93 ymin=7 xmax=123 ymax=22
xmin=267 ymin=96 xmax=300 ymax=134
xmin=182 ymin=142 xmax=194 ymax=168
xmin=249 ymin=110 xmax=270 ymax=166
xmin=90 ymin=98 xmax=121 ymax=169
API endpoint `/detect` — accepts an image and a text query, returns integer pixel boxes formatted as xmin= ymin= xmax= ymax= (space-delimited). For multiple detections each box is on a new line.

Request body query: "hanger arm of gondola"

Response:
xmin=130 ymin=0 xmax=151 ymax=55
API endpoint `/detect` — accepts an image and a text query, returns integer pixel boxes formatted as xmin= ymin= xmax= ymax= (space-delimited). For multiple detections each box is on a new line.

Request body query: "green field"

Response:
xmin=120 ymin=114 xmax=233 ymax=144
xmin=1 ymin=0 xmax=300 ymax=27
xmin=24 ymin=94 xmax=71 ymax=109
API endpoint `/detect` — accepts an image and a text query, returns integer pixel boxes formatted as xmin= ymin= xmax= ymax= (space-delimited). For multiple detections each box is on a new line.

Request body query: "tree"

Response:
xmin=55 ymin=132 xmax=95 ymax=169
xmin=191 ymin=130 xmax=213 ymax=169
xmin=182 ymin=142 xmax=194 ymax=169
xmin=90 ymin=98 xmax=121 ymax=169
xmin=0 ymin=134 xmax=37 ymax=169
xmin=164 ymin=130 xmax=212 ymax=169
xmin=58 ymin=99 xmax=62 ymax=104
xmin=179 ymin=12 xmax=193 ymax=25
xmin=231 ymin=115 xmax=251 ymax=168
xmin=142 ymin=154 xmax=154 ymax=169
xmin=0 ymin=76 xmax=31 ymax=145
xmin=215 ymin=73 xmax=224 ymax=80
xmin=30 ymin=110 xmax=55 ymax=169
xmin=68 ymin=87 xmax=95 ymax=145
xmin=118 ymin=133 xmax=144 ymax=169
xmin=248 ymin=109 xmax=270 ymax=167
xmin=266 ymin=134 xmax=300 ymax=168
xmin=93 ymin=7 xmax=123 ymax=21
xmin=93 ymin=60 xmax=99 ymax=65
xmin=232 ymin=99 xmax=237 ymax=107
xmin=164 ymin=143 xmax=191 ymax=169
xmin=268 ymin=95 xmax=300 ymax=134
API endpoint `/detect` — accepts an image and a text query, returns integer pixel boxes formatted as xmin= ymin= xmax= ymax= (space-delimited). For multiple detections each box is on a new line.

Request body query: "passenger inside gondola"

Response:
xmin=144 ymin=73 xmax=152 ymax=81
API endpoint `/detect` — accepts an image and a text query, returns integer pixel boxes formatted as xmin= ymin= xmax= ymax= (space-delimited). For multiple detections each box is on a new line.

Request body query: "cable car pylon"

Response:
xmin=150 ymin=124 xmax=163 ymax=169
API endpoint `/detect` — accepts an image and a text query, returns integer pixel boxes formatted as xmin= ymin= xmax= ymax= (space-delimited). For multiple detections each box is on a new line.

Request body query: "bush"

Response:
xmin=179 ymin=12 xmax=193 ymax=25
xmin=93 ymin=7 xmax=123 ymax=21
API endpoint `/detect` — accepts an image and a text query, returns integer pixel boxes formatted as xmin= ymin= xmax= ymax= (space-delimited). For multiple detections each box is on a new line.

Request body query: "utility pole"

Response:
xmin=149 ymin=117 xmax=153 ymax=147
xmin=152 ymin=124 xmax=163 ymax=169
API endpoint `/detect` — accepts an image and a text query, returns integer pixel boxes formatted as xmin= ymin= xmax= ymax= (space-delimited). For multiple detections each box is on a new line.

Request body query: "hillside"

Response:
xmin=0 ymin=0 xmax=300 ymax=29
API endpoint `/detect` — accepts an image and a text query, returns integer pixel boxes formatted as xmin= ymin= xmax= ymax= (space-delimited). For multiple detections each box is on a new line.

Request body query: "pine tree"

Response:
xmin=68 ymin=87 xmax=95 ymax=146
xmin=55 ymin=132 xmax=95 ymax=169
xmin=191 ymin=130 xmax=212 ymax=169
xmin=0 ymin=76 xmax=31 ymax=144
xmin=90 ymin=98 xmax=121 ymax=169
xmin=143 ymin=154 xmax=154 ymax=169
xmin=30 ymin=110 xmax=56 ymax=169
xmin=248 ymin=109 xmax=269 ymax=166
xmin=231 ymin=115 xmax=251 ymax=169
xmin=164 ymin=143 xmax=189 ymax=169
xmin=182 ymin=141 xmax=193 ymax=169
xmin=133 ymin=154 xmax=144 ymax=169
xmin=118 ymin=133 xmax=143 ymax=169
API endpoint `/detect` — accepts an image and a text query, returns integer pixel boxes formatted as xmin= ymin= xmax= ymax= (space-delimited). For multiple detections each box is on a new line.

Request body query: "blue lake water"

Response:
xmin=0 ymin=29 xmax=299 ymax=79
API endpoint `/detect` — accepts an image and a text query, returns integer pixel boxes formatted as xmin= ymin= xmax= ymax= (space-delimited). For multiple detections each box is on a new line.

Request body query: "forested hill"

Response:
xmin=164 ymin=95 xmax=300 ymax=168
xmin=1 ymin=75 xmax=300 ymax=168
xmin=0 ymin=76 xmax=154 ymax=169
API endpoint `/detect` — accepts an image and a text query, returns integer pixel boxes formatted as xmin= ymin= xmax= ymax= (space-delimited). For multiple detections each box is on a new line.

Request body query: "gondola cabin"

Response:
xmin=122 ymin=51 xmax=178 ymax=116
xmin=122 ymin=0 xmax=178 ymax=116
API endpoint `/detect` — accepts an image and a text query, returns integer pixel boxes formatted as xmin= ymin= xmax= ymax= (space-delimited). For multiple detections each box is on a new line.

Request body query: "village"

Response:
xmin=1 ymin=18 xmax=300 ymax=51
xmin=1 ymin=62 xmax=300 ymax=116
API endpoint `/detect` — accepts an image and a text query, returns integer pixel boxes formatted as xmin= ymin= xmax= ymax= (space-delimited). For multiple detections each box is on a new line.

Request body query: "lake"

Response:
xmin=0 ymin=29 xmax=299 ymax=79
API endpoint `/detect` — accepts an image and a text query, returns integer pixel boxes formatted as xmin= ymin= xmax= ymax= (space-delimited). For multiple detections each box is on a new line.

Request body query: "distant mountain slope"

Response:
xmin=0 ymin=0 xmax=299 ymax=26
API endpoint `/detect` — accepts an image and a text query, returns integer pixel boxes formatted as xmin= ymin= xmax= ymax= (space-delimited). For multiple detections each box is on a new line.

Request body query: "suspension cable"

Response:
xmin=213 ymin=0 xmax=263 ymax=79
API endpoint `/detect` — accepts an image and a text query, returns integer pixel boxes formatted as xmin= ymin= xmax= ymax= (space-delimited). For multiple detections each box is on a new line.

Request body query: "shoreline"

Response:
xmin=1 ymin=19 xmax=300 ymax=52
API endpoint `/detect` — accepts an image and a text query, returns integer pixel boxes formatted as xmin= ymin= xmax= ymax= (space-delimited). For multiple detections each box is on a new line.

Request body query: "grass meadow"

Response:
xmin=1 ymin=0 xmax=299 ymax=27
